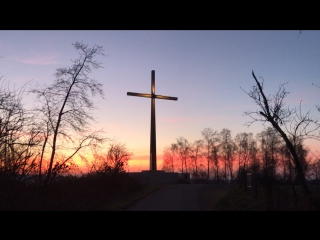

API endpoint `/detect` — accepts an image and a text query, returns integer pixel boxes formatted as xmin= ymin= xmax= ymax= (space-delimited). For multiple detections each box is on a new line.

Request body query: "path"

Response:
xmin=126 ymin=184 xmax=227 ymax=211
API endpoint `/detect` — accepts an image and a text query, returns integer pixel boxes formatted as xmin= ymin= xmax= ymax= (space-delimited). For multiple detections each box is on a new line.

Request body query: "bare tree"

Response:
xmin=235 ymin=132 xmax=255 ymax=172
xmin=30 ymin=42 xmax=107 ymax=187
xmin=175 ymin=136 xmax=190 ymax=174
xmin=211 ymin=145 xmax=220 ymax=183
xmin=219 ymin=128 xmax=237 ymax=183
xmin=242 ymin=70 xmax=320 ymax=200
xmin=201 ymin=128 xmax=219 ymax=180
xmin=189 ymin=139 xmax=203 ymax=178
xmin=235 ymin=132 xmax=256 ymax=187
xmin=162 ymin=143 xmax=177 ymax=172
xmin=170 ymin=143 xmax=178 ymax=172
xmin=93 ymin=140 xmax=133 ymax=174
xmin=0 ymin=78 xmax=40 ymax=184
xmin=162 ymin=146 xmax=175 ymax=172
xmin=256 ymin=127 xmax=282 ymax=177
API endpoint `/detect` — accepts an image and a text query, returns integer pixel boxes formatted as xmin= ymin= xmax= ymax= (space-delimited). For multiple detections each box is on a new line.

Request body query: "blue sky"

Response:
xmin=1 ymin=30 xmax=320 ymax=171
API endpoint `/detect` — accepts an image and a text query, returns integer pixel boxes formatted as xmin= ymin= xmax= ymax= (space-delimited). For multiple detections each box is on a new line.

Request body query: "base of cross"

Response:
xmin=127 ymin=170 xmax=190 ymax=185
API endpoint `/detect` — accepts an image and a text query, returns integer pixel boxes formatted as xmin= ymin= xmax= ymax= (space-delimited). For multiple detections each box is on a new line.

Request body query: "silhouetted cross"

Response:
xmin=127 ymin=70 xmax=178 ymax=171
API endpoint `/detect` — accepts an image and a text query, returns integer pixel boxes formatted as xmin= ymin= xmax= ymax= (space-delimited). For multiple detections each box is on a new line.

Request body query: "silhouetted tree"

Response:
xmin=256 ymin=127 xmax=281 ymax=177
xmin=162 ymin=146 xmax=175 ymax=172
xmin=189 ymin=139 xmax=203 ymax=178
xmin=30 ymin=42 xmax=107 ymax=187
xmin=256 ymin=127 xmax=282 ymax=206
xmin=201 ymin=128 xmax=219 ymax=180
xmin=278 ymin=142 xmax=292 ymax=183
xmin=211 ymin=145 xmax=220 ymax=183
xmin=170 ymin=143 xmax=178 ymax=171
xmin=0 ymin=78 xmax=40 ymax=184
xmin=219 ymin=128 xmax=237 ymax=183
xmin=248 ymin=139 xmax=260 ymax=173
xmin=161 ymin=143 xmax=179 ymax=172
xmin=235 ymin=132 xmax=255 ymax=172
xmin=242 ymin=70 xmax=320 ymax=202
xmin=175 ymin=136 xmax=190 ymax=174
xmin=92 ymin=140 xmax=133 ymax=175
xmin=235 ymin=132 xmax=256 ymax=188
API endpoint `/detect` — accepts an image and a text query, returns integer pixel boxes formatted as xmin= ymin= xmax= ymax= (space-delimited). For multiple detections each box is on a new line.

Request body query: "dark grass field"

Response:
xmin=1 ymin=173 xmax=320 ymax=211
xmin=209 ymin=184 xmax=320 ymax=211
xmin=0 ymin=174 xmax=167 ymax=211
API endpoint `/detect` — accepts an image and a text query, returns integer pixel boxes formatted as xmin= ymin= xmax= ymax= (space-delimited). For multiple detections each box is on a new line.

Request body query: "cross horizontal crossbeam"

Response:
xmin=127 ymin=92 xmax=178 ymax=101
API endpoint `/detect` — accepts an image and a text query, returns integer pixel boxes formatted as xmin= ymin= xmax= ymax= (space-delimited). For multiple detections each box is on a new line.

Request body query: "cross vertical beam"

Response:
xmin=127 ymin=70 xmax=178 ymax=171
xmin=150 ymin=70 xmax=156 ymax=171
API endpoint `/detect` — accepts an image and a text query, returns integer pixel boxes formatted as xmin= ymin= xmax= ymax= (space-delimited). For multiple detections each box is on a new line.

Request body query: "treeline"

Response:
xmin=163 ymin=69 xmax=320 ymax=206
xmin=162 ymin=127 xmax=319 ymax=184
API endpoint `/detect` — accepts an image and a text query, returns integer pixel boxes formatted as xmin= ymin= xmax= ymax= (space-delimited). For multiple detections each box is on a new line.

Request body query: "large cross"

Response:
xmin=127 ymin=70 xmax=178 ymax=171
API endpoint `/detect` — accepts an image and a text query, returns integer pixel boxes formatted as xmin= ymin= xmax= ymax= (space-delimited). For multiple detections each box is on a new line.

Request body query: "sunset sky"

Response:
xmin=1 ymin=30 xmax=320 ymax=172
